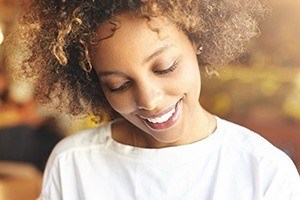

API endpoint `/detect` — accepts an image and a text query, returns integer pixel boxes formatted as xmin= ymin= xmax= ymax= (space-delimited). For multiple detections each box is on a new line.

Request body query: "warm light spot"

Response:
xmin=0 ymin=27 xmax=4 ymax=45
xmin=212 ymin=92 xmax=232 ymax=115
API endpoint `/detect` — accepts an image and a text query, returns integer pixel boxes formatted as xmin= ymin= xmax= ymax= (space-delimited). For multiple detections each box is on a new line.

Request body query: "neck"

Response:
xmin=171 ymin=103 xmax=213 ymax=146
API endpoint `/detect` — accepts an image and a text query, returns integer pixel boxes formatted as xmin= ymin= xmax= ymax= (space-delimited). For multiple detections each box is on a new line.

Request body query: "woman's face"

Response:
xmin=92 ymin=14 xmax=204 ymax=146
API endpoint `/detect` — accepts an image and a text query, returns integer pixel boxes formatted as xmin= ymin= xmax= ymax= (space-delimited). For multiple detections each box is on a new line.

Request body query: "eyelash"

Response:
xmin=108 ymin=81 xmax=131 ymax=93
xmin=108 ymin=60 xmax=179 ymax=93
xmin=153 ymin=60 xmax=179 ymax=75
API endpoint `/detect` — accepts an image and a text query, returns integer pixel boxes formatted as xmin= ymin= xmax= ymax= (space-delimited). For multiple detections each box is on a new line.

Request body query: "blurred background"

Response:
xmin=0 ymin=0 xmax=299 ymax=199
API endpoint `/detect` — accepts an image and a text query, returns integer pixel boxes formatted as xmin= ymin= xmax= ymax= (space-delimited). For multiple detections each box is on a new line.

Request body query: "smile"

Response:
xmin=139 ymin=98 xmax=183 ymax=131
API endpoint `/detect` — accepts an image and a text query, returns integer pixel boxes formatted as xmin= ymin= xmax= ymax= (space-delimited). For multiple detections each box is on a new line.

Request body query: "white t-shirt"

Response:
xmin=39 ymin=116 xmax=300 ymax=200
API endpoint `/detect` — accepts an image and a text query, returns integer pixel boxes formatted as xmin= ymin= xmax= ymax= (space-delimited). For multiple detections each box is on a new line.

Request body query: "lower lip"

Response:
xmin=140 ymin=99 xmax=182 ymax=131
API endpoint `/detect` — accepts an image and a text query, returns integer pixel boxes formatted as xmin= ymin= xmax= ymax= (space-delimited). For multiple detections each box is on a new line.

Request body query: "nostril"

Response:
xmin=137 ymin=103 xmax=156 ymax=111
xmin=134 ymin=82 xmax=164 ymax=110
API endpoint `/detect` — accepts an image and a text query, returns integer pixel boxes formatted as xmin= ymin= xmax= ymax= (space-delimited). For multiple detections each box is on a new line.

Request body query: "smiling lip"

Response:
xmin=138 ymin=99 xmax=181 ymax=119
xmin=138 ymin=98 xmax=182 ymax=131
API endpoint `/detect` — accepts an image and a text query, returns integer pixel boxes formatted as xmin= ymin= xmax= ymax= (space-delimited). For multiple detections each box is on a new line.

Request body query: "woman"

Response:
xmin=11 ymin=0 xmax=300 ymax=199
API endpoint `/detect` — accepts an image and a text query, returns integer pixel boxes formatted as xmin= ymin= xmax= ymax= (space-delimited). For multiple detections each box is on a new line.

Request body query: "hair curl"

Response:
xmin=7 ymin=0 xmax=267 ymax=123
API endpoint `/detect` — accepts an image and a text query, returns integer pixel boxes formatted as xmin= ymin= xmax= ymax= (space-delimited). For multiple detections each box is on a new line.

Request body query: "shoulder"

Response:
xmin=46 ymin=121 xmax=113 ymax=164
xmin=40 ymin=121 xmax=117 ymax=199
xmin=217 ymin=117 xmax=286 ymax=159
xmin=216 ymin=116 xmax=297 ymax=173
xmin=217 ymin=117 xmax=300 ymax=198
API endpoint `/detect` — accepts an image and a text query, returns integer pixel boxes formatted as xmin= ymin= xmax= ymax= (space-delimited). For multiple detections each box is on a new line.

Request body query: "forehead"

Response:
xmin=91 ymin=14 xmax=187 ymax=70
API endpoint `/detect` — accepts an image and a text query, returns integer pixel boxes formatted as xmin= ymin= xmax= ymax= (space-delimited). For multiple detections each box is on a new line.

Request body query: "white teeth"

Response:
xmin=146 ymin=107 xmax=176 ymax=124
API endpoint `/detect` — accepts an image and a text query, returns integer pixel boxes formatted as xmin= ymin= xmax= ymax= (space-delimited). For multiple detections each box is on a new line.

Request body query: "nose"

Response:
xmin=135 ymin=82 xmax=164 ymax=111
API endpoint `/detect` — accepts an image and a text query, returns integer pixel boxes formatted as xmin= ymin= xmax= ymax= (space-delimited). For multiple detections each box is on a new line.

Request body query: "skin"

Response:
xmin=92 ymin=13 xmax=217 ymax=148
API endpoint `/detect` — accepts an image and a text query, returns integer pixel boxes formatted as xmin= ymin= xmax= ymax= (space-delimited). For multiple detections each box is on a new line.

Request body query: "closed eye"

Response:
xmin=154 ymin=60 xmax=179 ymax=75
xmin=107 ymin=60 xmax=179 ymax=93
xmin=107 ymin=81 xmax=131 ymax=93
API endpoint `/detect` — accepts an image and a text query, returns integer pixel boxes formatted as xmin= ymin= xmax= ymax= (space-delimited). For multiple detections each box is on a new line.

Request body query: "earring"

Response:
xmin=196 ymin=46 xmax=203 ymax=55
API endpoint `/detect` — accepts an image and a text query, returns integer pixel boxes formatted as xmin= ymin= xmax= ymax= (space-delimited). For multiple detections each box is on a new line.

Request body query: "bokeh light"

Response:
xmin=0 ymin=26 xmax=4 ymax=45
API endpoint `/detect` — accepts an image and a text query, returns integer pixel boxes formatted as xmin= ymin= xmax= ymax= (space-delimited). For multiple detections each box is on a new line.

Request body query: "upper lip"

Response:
xmin=137 ymin=99 xmax=181 ymax=119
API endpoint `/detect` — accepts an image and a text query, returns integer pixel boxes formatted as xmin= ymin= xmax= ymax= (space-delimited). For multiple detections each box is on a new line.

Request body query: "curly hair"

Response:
xmin=7 ymin=0 xmax=267 ymax=123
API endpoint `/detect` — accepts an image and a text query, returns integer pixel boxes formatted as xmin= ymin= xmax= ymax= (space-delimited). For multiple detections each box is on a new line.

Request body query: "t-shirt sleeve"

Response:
xmin=37 ymin=140 xmax=66 ymax=200
xmin=36 ymin=127 xmax=102 ymax=200
xmin=38 ymin=151 xmax=62 ymax=200
xmin=261 ymin=152 xmax=300 ymax=200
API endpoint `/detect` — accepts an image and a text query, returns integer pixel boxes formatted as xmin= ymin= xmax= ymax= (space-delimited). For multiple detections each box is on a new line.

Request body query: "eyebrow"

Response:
xmin=98 ymin=44 xmax=173 ymax=78
xmin=142 ymin=44 xmax=173 ymax=65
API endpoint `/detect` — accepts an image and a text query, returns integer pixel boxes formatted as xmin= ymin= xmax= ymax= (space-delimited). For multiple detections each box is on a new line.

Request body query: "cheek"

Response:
xmin=104 ymin=92 xmax=136 ymax=114
xmin=175 ymin=59 xmax=201 ymax=92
